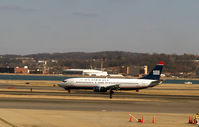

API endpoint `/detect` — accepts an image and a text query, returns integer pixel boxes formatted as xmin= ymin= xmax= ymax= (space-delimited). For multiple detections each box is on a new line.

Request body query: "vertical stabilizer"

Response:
xmin=140 ymin=61 xmax=164 ymax=80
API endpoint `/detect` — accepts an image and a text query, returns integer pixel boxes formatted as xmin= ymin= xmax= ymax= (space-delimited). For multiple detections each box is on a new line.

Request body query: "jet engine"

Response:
xmin=93 ymin=86 xmax=107 ymax=92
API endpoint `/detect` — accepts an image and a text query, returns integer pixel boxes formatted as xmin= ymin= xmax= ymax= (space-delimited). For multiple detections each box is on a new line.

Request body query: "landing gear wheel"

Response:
xmin=110 ymin=90 xmax=114 ymax=99
xmin=65 ymin=88 xmax=71 ymax=93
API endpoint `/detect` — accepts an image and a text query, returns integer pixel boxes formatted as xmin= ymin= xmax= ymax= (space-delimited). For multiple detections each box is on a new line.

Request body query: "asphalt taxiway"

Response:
xmin=0 ymin=97 xmax=198 ymax=114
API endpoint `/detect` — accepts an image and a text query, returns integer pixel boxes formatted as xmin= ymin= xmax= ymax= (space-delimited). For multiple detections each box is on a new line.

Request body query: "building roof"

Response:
xmin=65 ymin=69 xmax=104 ymax=72
xmin=64 ymin=69 xmax=107 ymax=74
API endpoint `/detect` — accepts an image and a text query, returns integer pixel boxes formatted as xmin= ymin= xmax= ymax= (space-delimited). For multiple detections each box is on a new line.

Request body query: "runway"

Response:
xmin=0 ymin=83 xmax=198 ymax=114
xmin=1 ymin=83 xmax=199 ymax=98
xmin=0 ymin=81 xmax=199 ymax=127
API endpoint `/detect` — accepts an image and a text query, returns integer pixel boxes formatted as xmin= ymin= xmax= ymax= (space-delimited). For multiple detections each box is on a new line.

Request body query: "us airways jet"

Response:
xmin=58 ymin=61 xmax=164 ymax=98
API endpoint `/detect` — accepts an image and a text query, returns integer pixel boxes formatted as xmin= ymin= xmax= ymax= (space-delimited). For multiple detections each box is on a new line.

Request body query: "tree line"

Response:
xmin=0 ymin=51 xmax=199 ymax=75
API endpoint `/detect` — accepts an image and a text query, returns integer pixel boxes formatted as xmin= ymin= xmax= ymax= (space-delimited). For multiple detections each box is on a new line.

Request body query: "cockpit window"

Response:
xmin=63 ymin=80 xmax=67 ymax=82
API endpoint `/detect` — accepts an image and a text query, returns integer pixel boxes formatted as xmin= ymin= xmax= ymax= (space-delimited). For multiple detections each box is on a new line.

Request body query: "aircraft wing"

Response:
xmin=96 ymin=84 xmax=120 ymax=90
xmin=105 ymin=84 xmax=120 ymax=90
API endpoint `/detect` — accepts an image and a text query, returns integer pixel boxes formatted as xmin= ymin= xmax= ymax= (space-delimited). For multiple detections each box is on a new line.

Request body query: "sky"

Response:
xmin=0 ymin=0 xmax=199 ymax=55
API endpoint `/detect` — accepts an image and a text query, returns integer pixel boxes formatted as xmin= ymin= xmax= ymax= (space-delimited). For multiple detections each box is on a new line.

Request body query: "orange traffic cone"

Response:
xmin=188 ymin=116 xmax=192 ymax=124
xmin=142 ymin=115 xmax=144 ymax=123
xmin=129 ymin=115 xmax=133 ymax=122
xmin=152 ymin=115 xmax=155 ymax=124
xmin=194 ymin=119 xmax=197 ymax=124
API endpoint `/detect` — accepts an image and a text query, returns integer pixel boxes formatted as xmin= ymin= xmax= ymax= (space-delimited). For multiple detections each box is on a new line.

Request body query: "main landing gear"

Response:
xmin=109 ymin=89 xmax=114 ymax=99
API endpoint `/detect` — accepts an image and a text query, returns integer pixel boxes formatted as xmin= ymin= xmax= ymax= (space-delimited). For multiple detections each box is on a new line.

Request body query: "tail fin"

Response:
xmin=141 ymin=61 xmax=164 ymax=80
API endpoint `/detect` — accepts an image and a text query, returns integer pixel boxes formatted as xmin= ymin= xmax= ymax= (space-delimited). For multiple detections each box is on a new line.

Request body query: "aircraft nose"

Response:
xmin=58 ymin=82 xmax=65 ymax=87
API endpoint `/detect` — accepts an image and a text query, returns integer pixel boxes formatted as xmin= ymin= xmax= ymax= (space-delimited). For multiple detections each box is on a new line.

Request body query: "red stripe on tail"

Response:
xmin=157 ymin=61 xmax=164 ymax=65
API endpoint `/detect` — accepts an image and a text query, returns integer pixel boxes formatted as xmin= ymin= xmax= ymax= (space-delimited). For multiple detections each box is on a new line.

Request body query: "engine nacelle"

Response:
xmin=93 ymin=86 xmax=107 ymax=92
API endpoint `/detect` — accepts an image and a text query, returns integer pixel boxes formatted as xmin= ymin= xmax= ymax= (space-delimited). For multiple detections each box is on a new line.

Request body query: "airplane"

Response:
xmin=58 ymin=61 xmax=164 ymax=98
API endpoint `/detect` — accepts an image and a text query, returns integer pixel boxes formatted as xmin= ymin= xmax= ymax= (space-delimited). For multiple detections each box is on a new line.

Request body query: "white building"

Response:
xmin=63 ymin=69 xmax=108 ymax=76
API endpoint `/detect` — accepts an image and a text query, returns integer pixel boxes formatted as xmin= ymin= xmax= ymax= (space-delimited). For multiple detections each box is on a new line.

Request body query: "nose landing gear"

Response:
xmin=65 ymin=88 xmax=71 ymax=93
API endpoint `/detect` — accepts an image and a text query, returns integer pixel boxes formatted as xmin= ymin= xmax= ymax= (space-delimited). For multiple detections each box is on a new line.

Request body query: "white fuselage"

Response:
xmin=58 ymin=78 xmax=159 ymax=90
